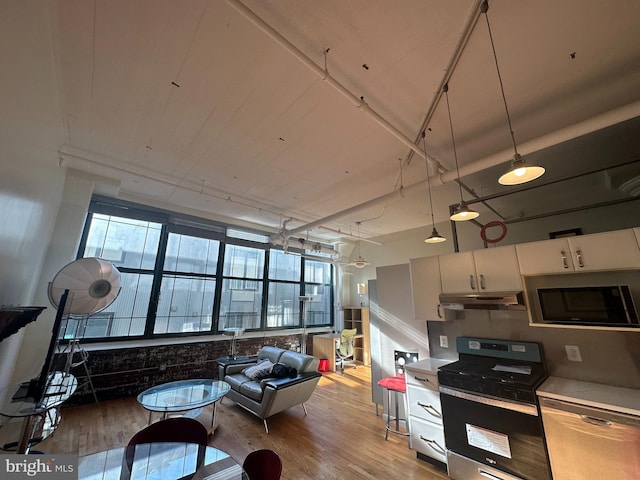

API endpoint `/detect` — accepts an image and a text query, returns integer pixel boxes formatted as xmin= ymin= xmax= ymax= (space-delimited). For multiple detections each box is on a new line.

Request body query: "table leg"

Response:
xmin=16 ymin=415 xmax=34 ymax=454
xmin=211 ymin=401 xmax=218 ymax=432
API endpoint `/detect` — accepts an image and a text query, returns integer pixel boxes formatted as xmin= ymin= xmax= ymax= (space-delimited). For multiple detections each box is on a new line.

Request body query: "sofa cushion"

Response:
xmin=257 ymin=346 xmax=285 ymax=364
xmin=279 ymin=351 xmax=317 ymax=373
xmin=238 ymin=380 xmax=264 ymax=401
xmin=224 ymin=374 xmax=264 ymax=402
xmin=242 ymin=359 xmax=274 ymax=380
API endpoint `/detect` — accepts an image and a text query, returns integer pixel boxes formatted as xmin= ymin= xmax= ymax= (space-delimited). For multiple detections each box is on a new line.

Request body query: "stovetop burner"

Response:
xmin=438 ymin=337 xmax=547 ymax=404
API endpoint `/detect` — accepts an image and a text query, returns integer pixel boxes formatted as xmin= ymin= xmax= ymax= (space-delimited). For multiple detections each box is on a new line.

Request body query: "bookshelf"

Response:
xmin=343 ymin=307 xmax=370 ymax=366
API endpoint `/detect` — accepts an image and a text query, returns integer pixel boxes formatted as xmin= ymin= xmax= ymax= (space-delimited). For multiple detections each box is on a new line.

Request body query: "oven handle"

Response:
xmin=439 ymin=386 xmax=539 ymax=416
xmin=479 ymin=468 xmax=510 ymax=480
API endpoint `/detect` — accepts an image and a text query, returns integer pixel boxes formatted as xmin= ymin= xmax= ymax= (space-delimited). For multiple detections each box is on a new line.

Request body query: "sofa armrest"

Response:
xmin=225 ymin=360 xmax=258 ymax=376
xmin=262 ymin=371 xmax=322 ymax=390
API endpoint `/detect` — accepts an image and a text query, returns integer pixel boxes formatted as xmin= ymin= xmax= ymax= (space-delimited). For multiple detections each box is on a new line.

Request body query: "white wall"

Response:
xmin=0 ymin=159 xmax=66 ymax=389
xmin=11 ymin=172 xmax=96 ymax=383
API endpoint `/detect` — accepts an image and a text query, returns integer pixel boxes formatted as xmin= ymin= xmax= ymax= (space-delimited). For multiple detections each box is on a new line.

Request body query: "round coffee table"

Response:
xmin=137 ymin=379 xmax=230 ymax=433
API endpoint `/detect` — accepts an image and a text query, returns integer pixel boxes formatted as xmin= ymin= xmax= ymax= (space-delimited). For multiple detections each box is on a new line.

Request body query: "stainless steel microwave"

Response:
xmin=537 ymin=285 xmax=639 ymax=327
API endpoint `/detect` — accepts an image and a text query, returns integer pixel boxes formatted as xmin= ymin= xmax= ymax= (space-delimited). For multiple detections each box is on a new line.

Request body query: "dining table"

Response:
xmin=78 ymin=442 xmax=248 ymax=480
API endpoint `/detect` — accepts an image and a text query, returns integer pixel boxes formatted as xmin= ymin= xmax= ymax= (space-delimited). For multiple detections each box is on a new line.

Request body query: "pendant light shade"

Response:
xmin=443 ymin=84 xmax=479 ymax=222
xmin=498 ymin=153 xmax=546 ymax=185
xmin=421 ymin=131 xmax=446 ymax=243
xmin=450 ymin=201 xmax=480 ymax=221
xmin=483 ymin=0 xmax=545 ymax=186
xmin=425 ymin=227 xmax=447 ymax=244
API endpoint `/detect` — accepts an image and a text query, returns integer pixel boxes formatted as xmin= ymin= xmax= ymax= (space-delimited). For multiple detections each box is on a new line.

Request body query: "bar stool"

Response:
xmin=377 ymin=374 xmax=411 ymax=447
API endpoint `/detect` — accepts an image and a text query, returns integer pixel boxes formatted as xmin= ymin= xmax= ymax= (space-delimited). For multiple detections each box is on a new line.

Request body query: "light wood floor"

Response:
xmin=37 ymin=366 xmax=449 ymax=479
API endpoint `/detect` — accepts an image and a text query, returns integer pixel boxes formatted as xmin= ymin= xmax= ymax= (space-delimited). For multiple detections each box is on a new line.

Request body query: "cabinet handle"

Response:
xmin=560 ymin=250 xmax=569 ymax=269
xmin=414 ymin=376 xmax=430 ymax=383
xmin=436 ymin=304 xmax=442 ymax=319
xmin=419 ymin=436 xmax=446 ymax=454
xmin=469 ymin=275 xmax=476 ymax=290
xmin=580 ymin=415 xmax=612 ymax=427
xmin=417 ymin=401 xmax=442 ymax=418
xmin=479 ymin=274 xmax=486 ymax=290
xmin=576 ymin=249 xmax=584 ymax=267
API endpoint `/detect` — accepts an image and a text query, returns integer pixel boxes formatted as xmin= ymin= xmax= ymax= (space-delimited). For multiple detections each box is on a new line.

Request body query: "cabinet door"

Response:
xmin=410 ymin=256 xmax=444 ymax=321
xmin=439 ymin=251 xmax=476 ymax=294
xmin=568 ymin=229 xmax=640 ymax=271
xmin=473 ymin=245 xmax=523 ymax=292
xmin=518 ymin=229 xmax=640 ymax=275
xmin=410 ymin=416 xmax=447 ymax=463
xmin=517 ymin=238 xmax=574 ymax=275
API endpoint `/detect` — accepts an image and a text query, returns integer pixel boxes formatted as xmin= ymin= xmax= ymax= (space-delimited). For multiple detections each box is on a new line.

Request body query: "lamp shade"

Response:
xmin=48 ymin=257 xmax=122 ymax=314
xmin=424 ymin=228 xmax=447 ymax=243
xmin=498 ymin=155 xmax=545 ymax=185
xmin=450 ymin=202 xmax=480 ymax=221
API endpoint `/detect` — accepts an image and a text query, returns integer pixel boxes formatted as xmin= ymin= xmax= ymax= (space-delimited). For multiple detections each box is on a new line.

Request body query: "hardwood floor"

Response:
xmin=37 ymin=366 xmax=449 ymax=479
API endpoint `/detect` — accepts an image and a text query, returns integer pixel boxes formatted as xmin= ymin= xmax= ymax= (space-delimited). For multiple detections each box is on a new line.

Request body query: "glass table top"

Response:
xmin=137 ymin=379 xmax=230 ymax=413
xmin=0 ymin=371 xmax=77 ymax=418
xmin=79 ymin=442 xmax=248 ymax=480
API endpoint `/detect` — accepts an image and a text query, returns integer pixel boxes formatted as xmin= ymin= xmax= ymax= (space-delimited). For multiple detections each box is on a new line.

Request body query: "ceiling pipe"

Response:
xmin=224 ymin=0 xmax=640 ymax=236
xmin=431 ymin=100 xmax=640 ymax=186
xmin=288 ymin=101 xmax=640 ymax=236
xmin=224 ymin=0 xmax=432 ymax=163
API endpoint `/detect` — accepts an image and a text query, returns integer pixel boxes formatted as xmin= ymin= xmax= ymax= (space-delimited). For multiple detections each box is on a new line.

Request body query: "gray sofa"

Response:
xmin=221 ymin=346 xmax=321 ymax=433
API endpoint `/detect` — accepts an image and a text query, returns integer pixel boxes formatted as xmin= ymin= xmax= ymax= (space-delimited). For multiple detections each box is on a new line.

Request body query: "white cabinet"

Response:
xmin=517 ymin=229 xmax=640 ymax=275
xmin=439 ymin=245 xmax=522 ymax=294
xmin=410 ymin=256 xmax=446 ymax=321
xmin=405 ymin=367 xmax=447 ymax=465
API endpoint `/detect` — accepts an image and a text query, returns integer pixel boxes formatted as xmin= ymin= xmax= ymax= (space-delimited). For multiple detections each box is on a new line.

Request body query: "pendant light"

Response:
xmin=444 ymin=83 xmax=479 ymax=222
xmin=421 ymin=131 xmax=446 ymax=243
xmin=350 ymin=222 xmax=370 ymax=268
xmin=482 ymin=0 xmax=545 ymax=186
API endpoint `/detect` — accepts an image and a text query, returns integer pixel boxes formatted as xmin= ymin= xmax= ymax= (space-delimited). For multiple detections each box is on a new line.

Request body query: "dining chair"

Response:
xmin=242 ymin=449 xmax=282 ymax=480
xmin=127 ymin=417 xmax=209 ymax=446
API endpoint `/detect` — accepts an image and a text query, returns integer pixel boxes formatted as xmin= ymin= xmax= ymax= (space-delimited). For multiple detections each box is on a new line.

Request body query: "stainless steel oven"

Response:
xmin=438 ymin=337 xmax=551 ymax=480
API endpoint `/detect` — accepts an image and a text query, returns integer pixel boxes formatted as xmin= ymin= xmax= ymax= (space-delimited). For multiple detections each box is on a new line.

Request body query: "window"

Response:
xmin=73 ymin=196 xmax=334 ymax=342
xmin=155 ymin=232 xmax=219 ymax=334
xmin=218 ymin=245 xmax=265 ymax=331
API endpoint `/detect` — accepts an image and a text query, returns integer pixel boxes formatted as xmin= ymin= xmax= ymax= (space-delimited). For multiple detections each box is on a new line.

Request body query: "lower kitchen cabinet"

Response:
xmin=405 ymin=361 xmax=449 ymax=468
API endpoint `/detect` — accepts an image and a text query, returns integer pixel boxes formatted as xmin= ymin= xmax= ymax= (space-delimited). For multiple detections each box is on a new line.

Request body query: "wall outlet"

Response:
xmin=565 ymin=345 xmax=582 ymax=362
xmin=440 ymin=335 xmax=449 ymax=348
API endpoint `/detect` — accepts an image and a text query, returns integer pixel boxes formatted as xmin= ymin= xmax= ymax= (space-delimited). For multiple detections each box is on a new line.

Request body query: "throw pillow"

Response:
xmin=242 ymin=359 xmax=274 ymax=380
xmin=271 ymin=363 xmax=298 ymax=378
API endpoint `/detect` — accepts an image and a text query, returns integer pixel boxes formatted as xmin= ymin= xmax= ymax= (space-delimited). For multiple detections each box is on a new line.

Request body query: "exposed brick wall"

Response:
xmin=63 ymin=333 xmax=315 ymax=405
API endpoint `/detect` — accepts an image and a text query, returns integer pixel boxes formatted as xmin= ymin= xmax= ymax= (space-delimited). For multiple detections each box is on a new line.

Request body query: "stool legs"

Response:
xmin=382 ymin=387 xmax=410 ymax=447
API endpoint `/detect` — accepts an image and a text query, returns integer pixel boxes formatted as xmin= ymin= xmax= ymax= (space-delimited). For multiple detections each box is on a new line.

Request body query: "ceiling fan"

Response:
xmin=348 ymin=222 xmax=370 ymax=269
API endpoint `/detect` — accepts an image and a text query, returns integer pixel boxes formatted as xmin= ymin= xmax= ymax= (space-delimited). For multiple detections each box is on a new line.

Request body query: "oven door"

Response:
xmin=440 ymin=386 xmax=551 ymax=480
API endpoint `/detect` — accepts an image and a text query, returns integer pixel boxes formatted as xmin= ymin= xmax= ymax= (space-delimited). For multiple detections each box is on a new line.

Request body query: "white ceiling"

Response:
xmin=3 ymin=0 xmax=640 ymax=245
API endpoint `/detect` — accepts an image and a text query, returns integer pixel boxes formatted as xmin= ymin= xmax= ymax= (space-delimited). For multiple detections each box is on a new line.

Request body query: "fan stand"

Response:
xmin=60 ymin=337 xmax=99 ymax=404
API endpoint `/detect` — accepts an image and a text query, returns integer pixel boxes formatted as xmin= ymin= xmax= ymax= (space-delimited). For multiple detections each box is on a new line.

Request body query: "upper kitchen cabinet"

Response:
xmin=439 ymin=245 xmax=522 ymax=294
xmin=517 ymin=228 xmax=640 ymax=275
xmin=410 ymin=256 xmax=446 ymax=321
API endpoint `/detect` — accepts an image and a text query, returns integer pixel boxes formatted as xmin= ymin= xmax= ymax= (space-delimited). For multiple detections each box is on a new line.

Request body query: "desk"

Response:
xmin=0 ymin=371 xmax=77 ymax=453
xmin=137 ymin=380 xmax=230 ymax=434
xmin=312 ymin=333 xmax=363 ymax=372
xmin=79 ymin=442 xmax=248 ymax=480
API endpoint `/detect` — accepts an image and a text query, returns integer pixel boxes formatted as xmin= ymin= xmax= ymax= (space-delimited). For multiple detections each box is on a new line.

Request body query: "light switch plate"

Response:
xmin=440 ymin=335 xmax=449 ymax=348
xmin=565 ymin=345 xmax=582 ymax=362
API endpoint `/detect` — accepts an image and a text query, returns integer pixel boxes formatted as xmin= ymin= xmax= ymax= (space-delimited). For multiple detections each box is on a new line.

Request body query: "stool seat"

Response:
xmin=377 ymin=374 xmax=410 ymax=447
xmin=377 ymin=374 xmax=407 ymax=392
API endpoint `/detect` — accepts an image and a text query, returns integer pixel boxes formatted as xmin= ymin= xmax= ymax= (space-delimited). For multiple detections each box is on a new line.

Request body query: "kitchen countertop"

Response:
xmin=404 ymin=357 xmax=456 ymax=375
xmin=537 ymin=376 xmax=640 ymax=416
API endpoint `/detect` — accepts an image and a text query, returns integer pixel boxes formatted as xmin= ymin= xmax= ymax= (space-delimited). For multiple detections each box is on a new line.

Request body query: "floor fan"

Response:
xmin=36 ymin=257 xmax=122 ymax=402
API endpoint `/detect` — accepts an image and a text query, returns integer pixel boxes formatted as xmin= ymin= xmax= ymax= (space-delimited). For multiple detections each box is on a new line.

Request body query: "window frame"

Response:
xmin=71 ymin=195 xmax=334 ymax=343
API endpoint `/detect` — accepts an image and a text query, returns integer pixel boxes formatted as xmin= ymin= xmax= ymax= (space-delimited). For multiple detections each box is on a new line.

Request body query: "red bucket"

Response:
xmin=318 ymin=358 xmax=329 ymax=372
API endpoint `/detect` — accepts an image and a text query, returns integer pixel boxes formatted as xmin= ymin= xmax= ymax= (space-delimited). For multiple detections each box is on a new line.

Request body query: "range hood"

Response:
xmin=439 ymin=292 xmax=526 ymax=311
